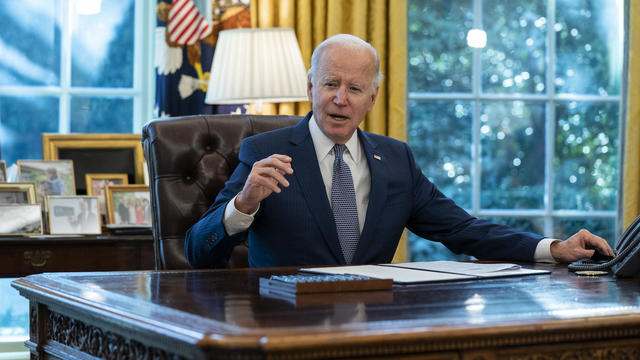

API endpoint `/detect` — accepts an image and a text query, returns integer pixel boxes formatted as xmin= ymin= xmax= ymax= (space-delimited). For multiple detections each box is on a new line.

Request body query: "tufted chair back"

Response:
xmin=142 ymin=114 xmax=302 ymax=269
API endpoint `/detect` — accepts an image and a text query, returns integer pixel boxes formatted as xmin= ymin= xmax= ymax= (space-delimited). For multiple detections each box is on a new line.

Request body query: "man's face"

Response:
xmin=307 ymin=45 xmax=379 ymax=144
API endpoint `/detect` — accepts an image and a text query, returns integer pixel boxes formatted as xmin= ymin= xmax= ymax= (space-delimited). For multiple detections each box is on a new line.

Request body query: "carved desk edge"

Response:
xmin=18 ymin=285 xmax=199 ymax=360
xmin=12 ymin=275 xmax=640 ymax=360
xmin=22 ymin=304 xmax=640 ymax=360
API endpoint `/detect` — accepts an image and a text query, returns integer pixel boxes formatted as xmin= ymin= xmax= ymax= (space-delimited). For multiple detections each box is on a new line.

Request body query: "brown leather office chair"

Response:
xmin=141 ymin=114 xmax=302 ymax=269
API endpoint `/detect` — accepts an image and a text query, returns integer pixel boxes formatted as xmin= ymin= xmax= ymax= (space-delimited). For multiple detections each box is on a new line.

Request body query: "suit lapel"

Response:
xmin=289 ymin=115 xmax=345 ymax=263
xmin=352 ymin=130 xmax=389 ymax=263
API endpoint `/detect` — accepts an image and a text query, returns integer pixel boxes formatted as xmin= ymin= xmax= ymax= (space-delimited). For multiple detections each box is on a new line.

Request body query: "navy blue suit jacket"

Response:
xmin=185 ymin=113 xmax=543 ymax=268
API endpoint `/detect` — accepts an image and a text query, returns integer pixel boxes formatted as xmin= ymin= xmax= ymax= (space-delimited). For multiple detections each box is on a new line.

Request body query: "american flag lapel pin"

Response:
xmin=373 ymin=154 xmax=382 ymax=160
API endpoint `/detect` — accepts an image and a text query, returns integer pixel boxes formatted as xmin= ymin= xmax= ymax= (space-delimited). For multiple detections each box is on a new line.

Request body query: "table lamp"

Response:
xmin=205 ymin=28 xmax=308 ymax=113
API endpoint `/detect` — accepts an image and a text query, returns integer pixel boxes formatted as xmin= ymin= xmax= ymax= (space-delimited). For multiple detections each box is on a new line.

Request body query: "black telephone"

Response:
xmin=568 ymin=214 xmax=640 ymax=277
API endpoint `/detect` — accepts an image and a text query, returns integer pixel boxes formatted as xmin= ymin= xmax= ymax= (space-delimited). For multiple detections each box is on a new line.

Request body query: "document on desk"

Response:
xmin=384 ymin=261 xmax=550 ymax=279
xmin=301 ymin=261 xmax=549 ymax=284
xmin=301 ymin=264 xmax=475 ymax=284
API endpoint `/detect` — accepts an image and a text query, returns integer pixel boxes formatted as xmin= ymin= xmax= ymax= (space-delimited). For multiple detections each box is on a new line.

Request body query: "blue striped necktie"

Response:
xmin=331 ymin=144 xmax=360 ymax=264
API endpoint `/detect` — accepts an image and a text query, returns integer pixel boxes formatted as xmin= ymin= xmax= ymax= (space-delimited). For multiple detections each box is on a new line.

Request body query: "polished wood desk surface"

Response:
xmin=12 ymin=264 xmax=640 ymax=359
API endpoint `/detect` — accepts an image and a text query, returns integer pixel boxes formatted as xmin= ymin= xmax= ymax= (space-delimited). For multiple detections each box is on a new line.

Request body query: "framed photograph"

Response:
xmin=17 ymin=160 xmax=76 ymax=204
xmin=105 ymin=185 xmax=151 ymax=226
xmin=0 ymin=204 xmax=43 ymax=235
xmin=85 ymin=173 xmax=129 ymax=215
xmin=42 ymin=133 xmax=144 ymax=194
xmin=0 ymin=183 xmax=37 ymax=204
xmin=47 ymin=196 xmax=101 ymax=235
xmin=0 ymin=160 xmax=6 ymax=182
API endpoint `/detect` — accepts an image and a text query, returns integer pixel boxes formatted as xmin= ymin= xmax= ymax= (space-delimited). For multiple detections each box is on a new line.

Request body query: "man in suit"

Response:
xmin=69 ymin=198 xmax=99 ymax=233
xmin=185 ymin=34 xmax=614 ymax=268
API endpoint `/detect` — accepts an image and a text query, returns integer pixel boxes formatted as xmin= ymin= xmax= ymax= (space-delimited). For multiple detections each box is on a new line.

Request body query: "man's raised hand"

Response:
xmin=234 ymin=154 xmax=293 ymax=214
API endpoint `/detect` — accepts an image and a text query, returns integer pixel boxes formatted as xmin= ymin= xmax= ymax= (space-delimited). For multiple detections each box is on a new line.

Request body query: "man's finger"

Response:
xmin=255 ymin=166 xmax=290 ymax=187
xmin=259 ymin=154 xmax=294 ymax=174
xmin=580 ymin=231 xmax=615 ymax=257
xmin=248 ymin=174 xmax=282 ymax=194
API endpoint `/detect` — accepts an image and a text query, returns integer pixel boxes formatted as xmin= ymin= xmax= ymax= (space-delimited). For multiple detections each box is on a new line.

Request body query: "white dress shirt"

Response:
xmin=222 ymin=116 xmax=557 ymax=263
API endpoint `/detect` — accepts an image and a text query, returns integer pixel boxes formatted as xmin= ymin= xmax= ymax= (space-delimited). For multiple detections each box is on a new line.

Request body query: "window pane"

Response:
xmin=0 ymin=0 xmax=61 ymax=86
xmin=70 ymin=96 xmax=133 ymax=132
xmin=71 ymin=0 xmax=134 ymax=87
xmin=409 ymin=232 xmax=473 ymax=262
xmin=408 ymin=100 xmax=472 ymax=208
xmin=554 ymin=217 xmax=615 ymax=247
xmin=0 ymin=96 xmax=59 ymax=165
xmin=408 ymin=0 xmax=473 ymax=93
xmin=482 ymin=0 xmax=546 ymax=94
xmin=485 ymin=216 xmax=545 ymax=235
xmin=554 ymin=101 xmax=618 ymax=210
xmin=0 ymin=278 xmax=28 ymax=339
xmin=480 ymin=101 xmax=545 ymax=209
xmin=555 ymin=0 xmax=622 ymax=95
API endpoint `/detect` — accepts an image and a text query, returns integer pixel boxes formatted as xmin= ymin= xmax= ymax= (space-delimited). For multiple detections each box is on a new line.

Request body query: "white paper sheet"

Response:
xmin=301 ymin=261 xmax=550 ymax=284
xmin=383 ymin=261 xmax=549 ymax=279
xmin=300 ymin=264 xmax=475 ymax=284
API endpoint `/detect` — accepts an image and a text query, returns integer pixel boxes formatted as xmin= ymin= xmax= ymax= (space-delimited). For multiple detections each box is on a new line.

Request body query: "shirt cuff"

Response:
xmin=222 ymin=194 xmax=259 ymax=236
xmin=533 ymin=238 xmax=561 ymax=263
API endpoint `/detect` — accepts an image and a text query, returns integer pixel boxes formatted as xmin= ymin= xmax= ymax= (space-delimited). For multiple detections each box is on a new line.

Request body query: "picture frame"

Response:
xmin=105 ymin=185 xmax=151 ymax=226
xmin=142 ymin=161 xmax=149 ymax=186
xmin=85 ymin=173 xmax=129 ymax=215
xmin=0 ymin=183 xmax=37 ymax=204
xmin=47 ymin=196 xmax=101 ymax=235
xmin=0 ymin=204 xmax=43 ymax=235
xmin=17 ymin=160 xmax=76 ymax=204
xmin=0 ymin=160 xmax=6 ymax=182
xmin=41 ymin=133 xmax=144 ymax=194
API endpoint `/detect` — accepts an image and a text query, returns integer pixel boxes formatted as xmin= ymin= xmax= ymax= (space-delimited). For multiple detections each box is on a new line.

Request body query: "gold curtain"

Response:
xmin=250 ymin=0 xmax=408 ymax=262
xmin=623 ymin=1 xmax=640 ymax=228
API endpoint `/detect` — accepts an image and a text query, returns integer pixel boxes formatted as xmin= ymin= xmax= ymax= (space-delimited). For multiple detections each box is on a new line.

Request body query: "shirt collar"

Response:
xmin=309 ymin=115 xmax=361 ymax=164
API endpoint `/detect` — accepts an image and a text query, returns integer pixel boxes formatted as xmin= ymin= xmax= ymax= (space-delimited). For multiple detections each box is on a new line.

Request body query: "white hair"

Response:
xmin=307 ymin=34 xmax=383 ymax=89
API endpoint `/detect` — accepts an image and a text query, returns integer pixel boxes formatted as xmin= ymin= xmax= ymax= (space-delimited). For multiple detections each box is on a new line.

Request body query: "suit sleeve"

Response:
xmin=403 ymin=143 xmax=543 ymax=262
xmin=184 ymin=139 xmax=259 ymax=268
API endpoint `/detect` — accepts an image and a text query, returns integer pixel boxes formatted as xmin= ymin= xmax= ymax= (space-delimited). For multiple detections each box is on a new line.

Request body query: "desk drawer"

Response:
xmin=0 ymin=237 xmax=154 ymax=277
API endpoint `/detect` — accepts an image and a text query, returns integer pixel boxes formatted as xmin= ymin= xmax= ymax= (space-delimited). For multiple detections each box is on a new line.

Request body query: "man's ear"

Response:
xmin=307 ymin=76 xmax=314 ymax=102
xmin=367 ymin=86 xmax=380 ymax=112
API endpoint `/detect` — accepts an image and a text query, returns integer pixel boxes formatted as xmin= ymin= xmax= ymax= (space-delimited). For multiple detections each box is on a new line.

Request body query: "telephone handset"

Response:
xmin=568 ymin=214 xmax=640 ymax=276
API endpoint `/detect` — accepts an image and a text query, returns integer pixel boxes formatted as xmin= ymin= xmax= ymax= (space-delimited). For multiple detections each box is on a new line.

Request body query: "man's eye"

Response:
xmin=325 ymin=82 xmax=337 ymax=88
xmin=350 ymin=87 xmax=362 ymax=92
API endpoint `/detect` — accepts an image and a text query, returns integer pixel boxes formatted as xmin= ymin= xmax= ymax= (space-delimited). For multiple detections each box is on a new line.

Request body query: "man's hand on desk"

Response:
xmin=550 ymin=229 xmax=615 ymax=263
xmin=235 ymin=154 xmax=294 ymax=214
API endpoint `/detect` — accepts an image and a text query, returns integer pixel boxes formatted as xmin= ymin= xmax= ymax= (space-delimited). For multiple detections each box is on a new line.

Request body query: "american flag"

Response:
xmin=168 ymin=0 xmax=211 ymax=45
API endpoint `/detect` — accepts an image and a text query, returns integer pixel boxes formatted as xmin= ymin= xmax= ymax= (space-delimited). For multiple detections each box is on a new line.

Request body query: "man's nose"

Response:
xmin=333 ymin=87 xmax=348 ymax=105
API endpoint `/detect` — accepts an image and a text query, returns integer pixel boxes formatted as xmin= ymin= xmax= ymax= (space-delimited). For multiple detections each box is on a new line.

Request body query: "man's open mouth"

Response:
xmin=329 ymin=113 xmax=349 ymax=120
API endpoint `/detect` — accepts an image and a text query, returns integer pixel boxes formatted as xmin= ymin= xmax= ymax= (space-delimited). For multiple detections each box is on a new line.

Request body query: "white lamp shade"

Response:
xmin=205 ymin=28 xmax=308 ymax=104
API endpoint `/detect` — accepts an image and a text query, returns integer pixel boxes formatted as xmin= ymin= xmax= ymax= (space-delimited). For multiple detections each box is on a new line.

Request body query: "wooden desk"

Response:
xmin=0 ymin=235 xmax=154 ymax=277
xmin=12 ymin=265 xmax=640 ymax=360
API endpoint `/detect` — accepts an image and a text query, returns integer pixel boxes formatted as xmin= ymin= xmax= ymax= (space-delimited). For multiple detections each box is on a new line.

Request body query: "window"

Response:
xmin=0 ymin=0 xmax=154 ymax=351
xmin=0 ymin=0 xmax=154 ymax=167
xmin=407 ymin=0 xmax=624 ymax=261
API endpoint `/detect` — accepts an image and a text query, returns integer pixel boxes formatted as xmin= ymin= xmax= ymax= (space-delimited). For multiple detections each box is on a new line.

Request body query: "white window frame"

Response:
xmin=407 ymin=0 xmax=625 ymax=241
xmin=0 ymin=0 xmax=155 ymax=133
